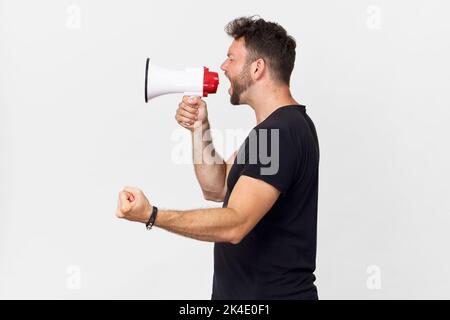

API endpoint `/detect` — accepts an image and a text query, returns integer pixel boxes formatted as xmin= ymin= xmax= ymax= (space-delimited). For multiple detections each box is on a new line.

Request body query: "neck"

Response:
xmin=247 ymin=84 xmax=299 ymax=125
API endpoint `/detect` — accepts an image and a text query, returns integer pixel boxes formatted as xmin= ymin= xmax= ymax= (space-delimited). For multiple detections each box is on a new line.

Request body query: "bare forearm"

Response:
xmin=192 ymin=120 xmax=226 ymax=195
xmin=154 ymin=207 xmax=242 ymax=244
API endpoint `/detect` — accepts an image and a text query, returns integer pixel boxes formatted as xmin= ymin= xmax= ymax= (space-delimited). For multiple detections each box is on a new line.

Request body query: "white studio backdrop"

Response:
xmin=1 ymin=0 xmax=450 ymax=299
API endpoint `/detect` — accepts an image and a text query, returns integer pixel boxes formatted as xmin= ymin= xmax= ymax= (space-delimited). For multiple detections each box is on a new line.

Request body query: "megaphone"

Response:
xmin=144 ymin=58 xmax=219 ymax=102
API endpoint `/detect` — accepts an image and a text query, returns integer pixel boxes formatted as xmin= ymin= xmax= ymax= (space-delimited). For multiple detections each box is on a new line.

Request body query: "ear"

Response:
xmin=251 ymin=58 xmax=266 ymax=81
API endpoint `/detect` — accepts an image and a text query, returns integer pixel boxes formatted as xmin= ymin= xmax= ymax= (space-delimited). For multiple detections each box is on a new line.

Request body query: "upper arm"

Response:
xmin=209 ymin=151 xmax=237 ymax=202
xmin=202 ymin=151 xmax=237 ymax=202
xmin=224 ymin=151 xmax=237 ymax=184
xmin=226 ymin=175 xmax=281 ymax=243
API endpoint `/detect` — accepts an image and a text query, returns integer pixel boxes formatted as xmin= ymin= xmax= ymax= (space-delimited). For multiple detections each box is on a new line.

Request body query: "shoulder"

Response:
xmin=258 ymin=106 xmax=309 ymax=135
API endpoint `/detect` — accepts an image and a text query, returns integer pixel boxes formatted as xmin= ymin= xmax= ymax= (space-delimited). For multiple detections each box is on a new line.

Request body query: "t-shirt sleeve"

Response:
xmin=238 ymin=127 xmax=300 ymax=193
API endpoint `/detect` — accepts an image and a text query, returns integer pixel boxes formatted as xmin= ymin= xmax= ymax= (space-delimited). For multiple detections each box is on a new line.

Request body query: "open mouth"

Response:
xmin=226 ymin=75 xmax=233 ymax=95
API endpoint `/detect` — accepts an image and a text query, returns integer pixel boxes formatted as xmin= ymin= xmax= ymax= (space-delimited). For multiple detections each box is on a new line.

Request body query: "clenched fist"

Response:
xmin=175 ymin=96 xmax=208 ymax=131
xmin=116 ymin=186 xmax=152 ymax=224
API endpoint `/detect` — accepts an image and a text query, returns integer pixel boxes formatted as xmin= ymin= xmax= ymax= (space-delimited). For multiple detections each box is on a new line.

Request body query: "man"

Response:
xmin=116 ymin=16 xmax=320 ymax=300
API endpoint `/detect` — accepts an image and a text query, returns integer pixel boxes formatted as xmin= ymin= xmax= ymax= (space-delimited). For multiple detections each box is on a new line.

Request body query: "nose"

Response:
xmin=220 ymin=60 xmax=228 ymax=72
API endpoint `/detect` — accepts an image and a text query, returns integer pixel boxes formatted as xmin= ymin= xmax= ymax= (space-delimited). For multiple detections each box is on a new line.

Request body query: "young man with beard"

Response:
xmin=116 ymin=16 xmax=320 ymax=300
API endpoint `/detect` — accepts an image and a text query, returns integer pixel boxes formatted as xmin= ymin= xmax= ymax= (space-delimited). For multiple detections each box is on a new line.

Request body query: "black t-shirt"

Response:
xmin=212 ymin=105 xmax=320 ymax=300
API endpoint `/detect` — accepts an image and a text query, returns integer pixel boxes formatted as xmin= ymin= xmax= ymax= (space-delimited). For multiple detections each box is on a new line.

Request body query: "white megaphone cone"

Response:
xmin=145 ymin=58 xmax=219 ymax=102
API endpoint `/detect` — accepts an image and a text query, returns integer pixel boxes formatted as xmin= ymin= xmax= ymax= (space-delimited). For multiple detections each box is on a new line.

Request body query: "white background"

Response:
xmin=1 ymin=0 xmax=450 ymax=299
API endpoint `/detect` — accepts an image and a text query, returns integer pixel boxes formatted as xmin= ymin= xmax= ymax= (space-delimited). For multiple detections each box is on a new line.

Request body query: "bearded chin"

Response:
xmin=230 ymin=78 xmax=253 ymax=105
xmin=230 ymin=86 xmax=241 ymax=105
xmin=229 ymin=64 xmax=254 ymax=105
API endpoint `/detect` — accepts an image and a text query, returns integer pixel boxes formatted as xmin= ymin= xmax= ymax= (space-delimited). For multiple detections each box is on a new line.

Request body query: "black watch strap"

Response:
xmin=146 ymin=206 xmax=158 ymax=230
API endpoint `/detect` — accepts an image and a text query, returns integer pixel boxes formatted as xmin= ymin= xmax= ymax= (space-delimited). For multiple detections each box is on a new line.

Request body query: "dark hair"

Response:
xmin=225 ymin=16 xmax=297 ymax=85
